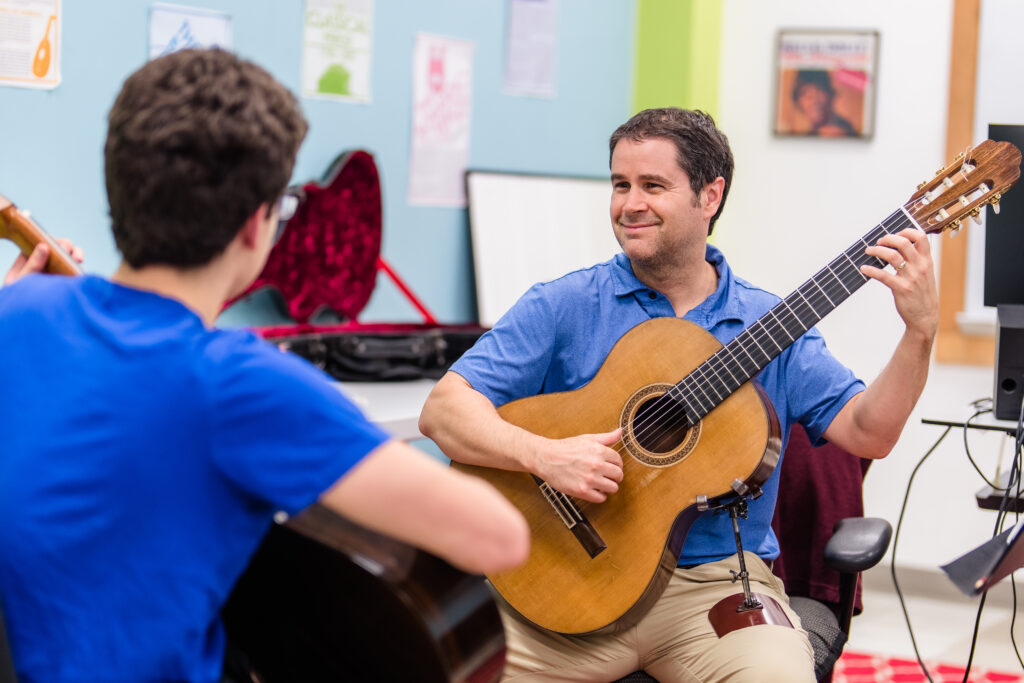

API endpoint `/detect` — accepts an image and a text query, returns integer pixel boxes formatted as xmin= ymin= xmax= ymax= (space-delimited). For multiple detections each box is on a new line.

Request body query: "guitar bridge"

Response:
xmin=532 ymin=475 xmax=607 ymax=558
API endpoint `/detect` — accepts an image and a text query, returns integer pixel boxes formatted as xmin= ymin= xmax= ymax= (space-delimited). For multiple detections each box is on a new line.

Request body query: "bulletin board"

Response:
xmin=466 ymin=170 xmax=620 ymax=327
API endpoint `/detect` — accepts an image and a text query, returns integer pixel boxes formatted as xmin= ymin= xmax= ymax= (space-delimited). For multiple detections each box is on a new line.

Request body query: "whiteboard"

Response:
xmin=466 ymin=171 xmax=622 ymax=327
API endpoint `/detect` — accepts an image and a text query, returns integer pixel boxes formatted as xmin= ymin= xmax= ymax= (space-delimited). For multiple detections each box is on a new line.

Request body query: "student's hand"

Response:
xmin=535 ymin=428 xmax=624 ymax=503
xmin=3 ymin=239 xmax=83 ymax=286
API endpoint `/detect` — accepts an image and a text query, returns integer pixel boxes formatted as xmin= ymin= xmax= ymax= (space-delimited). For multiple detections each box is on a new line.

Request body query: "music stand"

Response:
xmin=941 ymin=517 xmax=1024 ymax=596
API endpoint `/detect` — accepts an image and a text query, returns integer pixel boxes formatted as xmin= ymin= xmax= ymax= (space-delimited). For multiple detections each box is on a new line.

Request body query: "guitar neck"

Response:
xmin=0 ymin=195 xmax=82 ymax=276
xmin=667 ymin=207 xmax=918 ymax=422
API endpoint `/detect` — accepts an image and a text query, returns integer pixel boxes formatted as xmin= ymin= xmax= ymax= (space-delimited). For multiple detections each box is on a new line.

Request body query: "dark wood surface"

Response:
xmin=222 ymin=504 xmax=506 ymax=683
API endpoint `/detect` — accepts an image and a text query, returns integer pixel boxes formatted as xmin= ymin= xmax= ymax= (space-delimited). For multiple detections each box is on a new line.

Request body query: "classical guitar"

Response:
xmin=222 ymin=503 xmax=506 ymax=683
xmin=453 ymin=140 xmax=1022 ymax=636
xmin=0 ymin=194 xmax=82 ymax=276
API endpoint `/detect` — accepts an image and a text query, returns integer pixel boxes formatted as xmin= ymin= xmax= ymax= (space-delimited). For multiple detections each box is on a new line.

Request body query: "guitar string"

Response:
xmin=618 ymin=211 xmax=913 ymax=455
xmin=598 ymin=210 xmax=918 ymax=472
xmin=614 ymin=210 xmax=916 ymax=459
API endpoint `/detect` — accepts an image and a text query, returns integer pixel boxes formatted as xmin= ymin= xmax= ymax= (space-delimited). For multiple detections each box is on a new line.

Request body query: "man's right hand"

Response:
xmin=533 ymin=428 xmax=624 ymax=503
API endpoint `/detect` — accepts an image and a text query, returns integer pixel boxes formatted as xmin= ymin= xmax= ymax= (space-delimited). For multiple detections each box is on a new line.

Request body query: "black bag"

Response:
xmin=273 ymin=325 xmax=485 ymax=382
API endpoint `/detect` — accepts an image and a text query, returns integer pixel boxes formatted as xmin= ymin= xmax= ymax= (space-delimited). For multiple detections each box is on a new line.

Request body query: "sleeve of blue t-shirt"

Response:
xmin=778 ymin=326 xmax=865 ymax=445
xmin=450 ymin=283 xmax=558 ymax=407
xmin=204 ymin=333 xmax=391 ymax=514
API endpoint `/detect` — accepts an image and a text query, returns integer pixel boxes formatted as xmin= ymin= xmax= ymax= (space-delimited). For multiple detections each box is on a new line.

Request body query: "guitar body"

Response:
xmin=222 ymin=504 xmax=506 ymax=683
xmin=453 ymin=316 xmax=781 ymax=635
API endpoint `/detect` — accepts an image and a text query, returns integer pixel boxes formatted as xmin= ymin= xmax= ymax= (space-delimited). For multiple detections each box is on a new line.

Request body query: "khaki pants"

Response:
xmin=499 ymin=552 xmax=815 ymax=683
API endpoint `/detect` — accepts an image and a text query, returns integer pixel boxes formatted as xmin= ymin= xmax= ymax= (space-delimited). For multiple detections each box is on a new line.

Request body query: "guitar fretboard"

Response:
xmin=663 ymin=207 xmax=918 ymax=424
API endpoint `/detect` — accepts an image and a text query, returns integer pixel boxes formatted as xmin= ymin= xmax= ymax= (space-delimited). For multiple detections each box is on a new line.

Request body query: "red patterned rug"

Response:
xmin=834 ymin=651 xmax=1024 ymax=682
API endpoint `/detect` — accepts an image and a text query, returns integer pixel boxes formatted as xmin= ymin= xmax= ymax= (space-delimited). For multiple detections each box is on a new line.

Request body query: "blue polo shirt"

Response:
xmin=451 ymin=245 xmax=863 ymax=564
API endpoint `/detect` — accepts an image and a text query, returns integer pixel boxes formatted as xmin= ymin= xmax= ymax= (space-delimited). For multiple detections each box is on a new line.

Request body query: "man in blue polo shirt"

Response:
xmin=0 ymin=48 xmax=528 ymax=683
xmin=420 ymin=108 xmax=938 ymax=682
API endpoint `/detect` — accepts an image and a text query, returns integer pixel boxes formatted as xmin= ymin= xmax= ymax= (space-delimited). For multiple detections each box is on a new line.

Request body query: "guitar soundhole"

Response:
xmin=632 ymin=396 xmax=690 ymax=454
xmin=620 ymin=383 xmax=701 ymax=468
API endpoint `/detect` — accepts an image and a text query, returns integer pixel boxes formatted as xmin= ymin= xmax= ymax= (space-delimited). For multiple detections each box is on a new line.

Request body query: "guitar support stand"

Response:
xmin=704 ymin=492 xmax=794 ymax=638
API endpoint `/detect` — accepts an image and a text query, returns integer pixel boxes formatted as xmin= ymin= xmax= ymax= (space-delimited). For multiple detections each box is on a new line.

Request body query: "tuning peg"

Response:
xmin=970 ymin=207 xmax=982 ymax=225
xmin=917 ymin=180 xmax=928 ymax=190
xmin=949 ymin=220 xmax=962 ymax=236
xmin=991 ymin=192 xmax=1002 ymax=214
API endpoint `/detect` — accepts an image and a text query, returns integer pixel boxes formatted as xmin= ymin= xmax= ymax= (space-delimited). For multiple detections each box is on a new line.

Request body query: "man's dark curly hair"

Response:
xmin=608 ymin=108 xmax=734 ymax=235
xmin=105 ymin=48 xmax=308 ymax=268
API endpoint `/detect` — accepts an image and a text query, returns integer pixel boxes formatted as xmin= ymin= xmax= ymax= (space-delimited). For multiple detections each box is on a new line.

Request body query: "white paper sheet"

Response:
xmin=302 ymin=0 xmax=373 ymax=102
xmin=503 ymin=0 xmax=556 ymax=98
xmin=149 ymin=3 xmax=232 ymax=59
xmin=0 ymin=0 xmax=61 ymax=89
xmin=407 ymin=33 xmax=475 ymax=207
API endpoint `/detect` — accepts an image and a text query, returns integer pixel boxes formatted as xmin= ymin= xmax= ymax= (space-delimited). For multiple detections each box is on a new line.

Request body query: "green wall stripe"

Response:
xmin=633 ymin=0 xmax=722 ymax=118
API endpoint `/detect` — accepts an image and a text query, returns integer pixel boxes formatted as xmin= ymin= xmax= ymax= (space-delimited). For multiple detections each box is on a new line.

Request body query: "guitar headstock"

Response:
xmin=906 ymin=139 xmax=1021 ymax=236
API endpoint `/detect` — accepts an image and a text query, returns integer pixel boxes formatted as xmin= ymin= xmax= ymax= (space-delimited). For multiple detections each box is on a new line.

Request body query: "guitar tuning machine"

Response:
xmin=991 ymin=192 xmax=1002 ymax=215
xmin=970 ymin=207 xmax=983 ymax=225
xmin=949 ymin=219 xmax=962 ymax=236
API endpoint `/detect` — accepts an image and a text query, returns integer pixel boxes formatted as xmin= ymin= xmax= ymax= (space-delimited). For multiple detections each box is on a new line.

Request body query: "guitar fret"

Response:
xmin=794 ymin=288 xmax=822 ymax=319
xmin=826 ymin=263 xmax=853 ymax=295
xmin=810 ymin=278 xmax=836 ymax=307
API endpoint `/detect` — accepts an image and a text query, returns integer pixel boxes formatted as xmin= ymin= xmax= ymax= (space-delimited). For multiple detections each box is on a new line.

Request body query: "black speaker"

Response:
xmin=994 ymin=304 xmax=1024 ymax=421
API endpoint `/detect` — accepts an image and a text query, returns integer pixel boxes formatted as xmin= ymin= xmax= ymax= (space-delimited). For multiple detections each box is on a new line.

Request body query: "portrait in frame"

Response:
xmin=774 ymin=30 xmax=879 ymax=139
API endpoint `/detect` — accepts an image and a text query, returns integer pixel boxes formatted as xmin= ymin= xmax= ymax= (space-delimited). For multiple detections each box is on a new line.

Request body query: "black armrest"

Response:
xmin=824 ymin=517 xmax=892 ymax=574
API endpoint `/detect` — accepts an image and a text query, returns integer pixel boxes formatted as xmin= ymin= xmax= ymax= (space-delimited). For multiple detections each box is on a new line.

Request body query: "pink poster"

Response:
xmin=408 ymin=33 xmax=475 ymax=207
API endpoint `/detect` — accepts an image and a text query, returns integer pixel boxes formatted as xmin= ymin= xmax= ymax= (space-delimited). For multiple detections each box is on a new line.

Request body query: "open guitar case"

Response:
xmin=229 ymin=148 xmax=486 ymax=381
xmin=220 ymin=151 xmax=504 ymax=683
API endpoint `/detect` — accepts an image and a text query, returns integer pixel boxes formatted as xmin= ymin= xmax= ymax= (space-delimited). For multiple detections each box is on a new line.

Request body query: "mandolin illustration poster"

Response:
xmin=0 ymin=0 xmax=60 ymax=89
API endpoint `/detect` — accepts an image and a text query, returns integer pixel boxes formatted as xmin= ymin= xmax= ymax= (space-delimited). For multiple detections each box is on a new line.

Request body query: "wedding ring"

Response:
xmin=896 ymin=261 xmax=907 ymax=271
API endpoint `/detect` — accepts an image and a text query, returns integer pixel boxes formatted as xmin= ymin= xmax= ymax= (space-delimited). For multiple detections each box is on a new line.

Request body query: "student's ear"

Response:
xmin=237 ymin=203 xmax=271 ymax=250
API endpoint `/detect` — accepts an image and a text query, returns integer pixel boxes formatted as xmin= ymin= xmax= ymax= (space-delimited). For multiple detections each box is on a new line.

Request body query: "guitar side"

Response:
xmin=453 ymin=317 xmax=781 ymax=635
xmin=222 ymin=504 xmax=506 ymax=683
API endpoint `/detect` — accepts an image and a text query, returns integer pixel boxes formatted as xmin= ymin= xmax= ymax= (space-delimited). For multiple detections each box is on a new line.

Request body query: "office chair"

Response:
xmin=615 ymin=425 xmax=892 ymax=683
xmin=0 ymin=597 xmax=16 ymax=683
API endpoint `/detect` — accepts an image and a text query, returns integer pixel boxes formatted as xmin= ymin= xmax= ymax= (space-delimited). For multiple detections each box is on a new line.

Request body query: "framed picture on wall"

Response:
xmin=773 ymin=30 xmax=879 ymax=139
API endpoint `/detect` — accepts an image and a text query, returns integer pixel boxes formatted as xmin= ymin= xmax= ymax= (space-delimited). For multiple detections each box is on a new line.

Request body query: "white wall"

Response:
xmin=717 ymin=0 xmax=1016 ymax=576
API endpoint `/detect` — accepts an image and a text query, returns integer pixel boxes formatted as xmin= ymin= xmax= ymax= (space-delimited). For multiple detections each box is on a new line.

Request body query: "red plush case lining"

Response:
xmin=236 ymin=150 xmax=382 ymax=324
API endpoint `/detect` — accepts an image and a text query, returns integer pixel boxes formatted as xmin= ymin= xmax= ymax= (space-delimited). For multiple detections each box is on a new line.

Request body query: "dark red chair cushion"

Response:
xmin=771 ymin=424 xmax=870 ymax=613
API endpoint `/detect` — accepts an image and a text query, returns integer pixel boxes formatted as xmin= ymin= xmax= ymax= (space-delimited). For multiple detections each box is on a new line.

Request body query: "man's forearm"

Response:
xmin=419 ymin=372 xmax=543 ymax=473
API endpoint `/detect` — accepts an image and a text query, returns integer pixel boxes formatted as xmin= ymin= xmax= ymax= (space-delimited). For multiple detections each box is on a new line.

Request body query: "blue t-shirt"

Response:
xmin=0 ymin=274 xmax=390 ymax=683
xmin=451 ymin=245 xmax=864 ymax=565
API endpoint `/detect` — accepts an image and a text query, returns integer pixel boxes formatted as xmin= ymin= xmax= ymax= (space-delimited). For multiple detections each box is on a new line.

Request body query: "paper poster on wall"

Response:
xmin=407 ymin=33 xmax=474 ymax=207
xmin=148 ymin=3 xmax=232 ymax=59
xmin=503 ymin=0 xmax=556 ymax=98
xmin=0 ymin=0 xmax=60 ymax=89
xmin=302 ymin=0 xmax=373 ymax=102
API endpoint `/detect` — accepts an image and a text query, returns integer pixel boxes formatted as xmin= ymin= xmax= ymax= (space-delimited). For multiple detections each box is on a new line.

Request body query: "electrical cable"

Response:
xmin=962 ymin=404 xmax=1005 ymax=490
xmin=960 ymin=396 xmax=1024 ymax=682
xmin=890 ymin=424 xmax=951 ymax=683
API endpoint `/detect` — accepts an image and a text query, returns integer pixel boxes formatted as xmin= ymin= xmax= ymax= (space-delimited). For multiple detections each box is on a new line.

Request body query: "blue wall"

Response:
xmin=0 ymin=0 xmax=634 ymax=325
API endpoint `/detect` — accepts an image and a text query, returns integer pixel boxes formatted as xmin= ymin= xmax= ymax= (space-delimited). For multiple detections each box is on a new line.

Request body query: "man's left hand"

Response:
xmin=860 ymin=227 xmax=938 ymax=341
